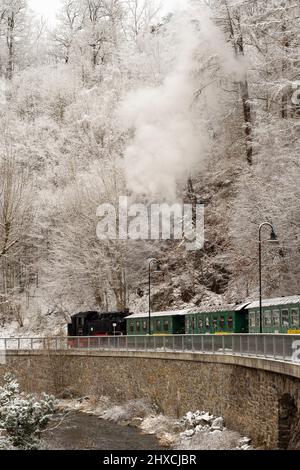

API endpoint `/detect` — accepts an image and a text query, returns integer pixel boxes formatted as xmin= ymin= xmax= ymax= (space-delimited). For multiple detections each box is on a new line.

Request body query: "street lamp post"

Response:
xmin=258 ymin=222 xmax=277 ymax=333
xmin=148 ymin=258 xmax=161 ymax=335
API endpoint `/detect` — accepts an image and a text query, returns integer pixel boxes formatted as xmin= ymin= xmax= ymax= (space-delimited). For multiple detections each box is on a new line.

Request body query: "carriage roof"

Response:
xmin=247 ymin=295 xmax=300 ymax=309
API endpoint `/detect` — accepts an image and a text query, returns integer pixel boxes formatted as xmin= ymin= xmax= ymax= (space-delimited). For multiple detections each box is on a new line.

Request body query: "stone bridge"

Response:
xmin=1 ymin=348 xmax=300 ymax=449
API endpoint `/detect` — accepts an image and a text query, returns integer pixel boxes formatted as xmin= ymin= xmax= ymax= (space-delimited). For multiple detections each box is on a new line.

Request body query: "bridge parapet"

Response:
xmin=1 ymin=334 xmax=300 ymax=366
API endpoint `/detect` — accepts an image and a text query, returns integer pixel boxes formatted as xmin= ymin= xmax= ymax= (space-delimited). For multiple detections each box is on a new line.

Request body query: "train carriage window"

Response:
xmin=264 ymin=310 xmax=272 ymax=327
xmin=143 ymin=321 xmax=147 ymax=331
xmin=205 ymin=317 xmax=210 ymax=330
xmin=272 ymin=310 xmax=280 ymax=327
xmin=281 ymin=309 xmax=289 ymax=327
xmin=130 ymin=322 xmax=134 ymax=333
xmin=198 ymin=318 xmax=203 ymax=330
xmin=212 ymin=318 xmax=217 ymax=330
xmin=136 ymin=321 xmax=141 ymax=332
xmin=163 ymin=320 xmax=169 ymax=332
xmin=156 ymin=320 xmax=161 ymax=331
xmin=220 ymin=316 xmax=225 ymax=329
xmin=186 ymin=318 xmax=189 ymax=331
xmin=191 ymin=317 xmax=195 ymax=332
xmin=249 ymin=312 xmax=256 ymax=327
xmin=291 ymin=308 xmax=299 ymax=327
xmin=228 ymin=316 xmax=233 ymax=329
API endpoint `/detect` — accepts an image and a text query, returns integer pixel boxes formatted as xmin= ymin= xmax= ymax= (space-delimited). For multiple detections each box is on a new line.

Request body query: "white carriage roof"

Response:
xmin=125 ymin=296 xmax=300 ymax=319
xmin=186 ymin=303 xmax=248 ymax=314
xmin=247 ymin=295 xmax=300 ymax=309
xmin=125 ymin=309 xmax=190 ymax=320
xmin=125 ymin=303 xmax=249 ymax=320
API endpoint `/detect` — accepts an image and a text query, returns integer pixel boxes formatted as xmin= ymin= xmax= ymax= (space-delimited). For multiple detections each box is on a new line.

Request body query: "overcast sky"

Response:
xmin=29 ymin=0 xmax=61 ymax=22
xmin=28 ymin=0 xmax=187 ymax=23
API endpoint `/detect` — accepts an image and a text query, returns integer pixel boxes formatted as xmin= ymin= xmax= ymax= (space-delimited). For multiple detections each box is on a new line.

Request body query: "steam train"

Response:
xmin=67 ymin=295 xmax=300 ymax=338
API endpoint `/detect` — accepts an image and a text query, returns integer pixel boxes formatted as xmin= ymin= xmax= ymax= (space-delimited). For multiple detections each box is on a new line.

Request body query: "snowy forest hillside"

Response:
xmin=0 ymin=0 xmax=300 ymax=335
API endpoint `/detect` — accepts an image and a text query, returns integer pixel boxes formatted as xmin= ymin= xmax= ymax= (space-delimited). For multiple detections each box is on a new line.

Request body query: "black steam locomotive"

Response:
xmin=68 ymin=310 xmax=129 ymax=337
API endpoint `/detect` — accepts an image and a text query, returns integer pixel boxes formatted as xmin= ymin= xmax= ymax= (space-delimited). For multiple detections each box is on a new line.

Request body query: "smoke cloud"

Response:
xmin=119 ymin=2 xmax=245 ymax=200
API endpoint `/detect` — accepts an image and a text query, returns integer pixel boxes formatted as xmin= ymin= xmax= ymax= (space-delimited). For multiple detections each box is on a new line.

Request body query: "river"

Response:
xmin=42 ymin=412 xmax=162 ymax=450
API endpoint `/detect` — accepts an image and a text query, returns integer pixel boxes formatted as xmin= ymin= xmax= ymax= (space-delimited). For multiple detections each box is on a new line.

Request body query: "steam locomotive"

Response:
xmin=67 ymin=310 xmax=129 ymax=337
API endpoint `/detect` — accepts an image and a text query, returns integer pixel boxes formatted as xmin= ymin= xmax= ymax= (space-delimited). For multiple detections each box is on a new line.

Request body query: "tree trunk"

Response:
xmin=240 ymin=79 xmax=253 ymax=164
xmin=281 ymin=23 xmax=289 ymax=119
xmin=224 ymin=1 xmax=253 ymax=165
xmin=6 ymin=12 xmax=15 ymax=80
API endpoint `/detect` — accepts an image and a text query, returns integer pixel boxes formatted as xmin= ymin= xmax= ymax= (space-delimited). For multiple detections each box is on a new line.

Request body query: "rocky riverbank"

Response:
xmin=57 ymin=397 xmax=253 ymax=450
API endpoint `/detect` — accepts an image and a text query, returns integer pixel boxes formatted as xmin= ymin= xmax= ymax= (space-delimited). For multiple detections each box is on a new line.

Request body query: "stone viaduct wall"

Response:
xmin=0 ymin=350 xmax=300 ymax=449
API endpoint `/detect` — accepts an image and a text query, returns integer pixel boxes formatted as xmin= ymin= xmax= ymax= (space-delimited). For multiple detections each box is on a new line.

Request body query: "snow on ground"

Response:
xmin=0 ymin=296 xmax=68 ymax=338
xmin=58 ymin=397 xmax=253 ymax=450
xmin=99 ymin=399 xmax=155 ymax=423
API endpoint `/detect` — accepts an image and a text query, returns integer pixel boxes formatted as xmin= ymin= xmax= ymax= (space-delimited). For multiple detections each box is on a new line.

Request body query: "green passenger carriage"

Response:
xmin=125 ymin=310 xmax=187 ymax=335
xmin=185 ymin=304 xmax=249 ymax=334
xmin=247 ymin=296 xmax=300 ymax=334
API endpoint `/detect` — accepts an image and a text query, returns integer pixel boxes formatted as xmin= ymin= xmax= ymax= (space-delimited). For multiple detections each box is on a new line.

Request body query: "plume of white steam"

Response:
xmin=119 ymin=2 xmax=245 ymax=201
xmin=119 ymin=20 xmax=202 ymax=200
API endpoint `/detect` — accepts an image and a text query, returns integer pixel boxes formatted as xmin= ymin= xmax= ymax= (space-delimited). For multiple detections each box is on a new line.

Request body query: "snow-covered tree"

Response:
xmin=0 ymin=0 xmax=29 ymax=79
xmin=51 ymin=0 xmax=86 ymax=64
xmin=0 ymin=374 xmax=56 ymax=450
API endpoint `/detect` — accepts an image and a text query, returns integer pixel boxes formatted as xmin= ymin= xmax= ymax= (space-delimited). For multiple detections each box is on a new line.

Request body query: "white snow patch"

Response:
xmin=99 ymin=399 xmax=154 ymax=422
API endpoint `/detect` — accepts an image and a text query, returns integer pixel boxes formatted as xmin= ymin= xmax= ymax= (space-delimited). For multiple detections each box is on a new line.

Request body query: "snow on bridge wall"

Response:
xmin=0 ymin=350 xmax=300 ymax=449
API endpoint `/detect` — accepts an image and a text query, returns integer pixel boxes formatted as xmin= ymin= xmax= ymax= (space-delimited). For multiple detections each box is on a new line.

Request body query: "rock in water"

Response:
xmin=211 ymin=417 xmax=224 ymax=431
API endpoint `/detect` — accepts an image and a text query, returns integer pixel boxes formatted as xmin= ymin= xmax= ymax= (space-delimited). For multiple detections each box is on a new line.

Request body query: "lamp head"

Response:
xmin=270 ymin=228 xmax=277 ymax=241
xmin=148 ymin=258 xmax=162 ymax=272
xmin=155 ymin=264 xmax=161 ymax=273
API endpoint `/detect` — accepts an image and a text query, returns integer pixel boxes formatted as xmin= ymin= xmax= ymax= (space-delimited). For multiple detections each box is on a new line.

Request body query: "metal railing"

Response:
xmin=0 ymin=334 xmax=300 ymax=364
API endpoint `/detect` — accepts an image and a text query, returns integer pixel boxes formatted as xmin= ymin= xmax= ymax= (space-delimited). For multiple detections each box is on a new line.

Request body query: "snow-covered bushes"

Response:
xmin=0 ymin=374 xmax=57 ymax=450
